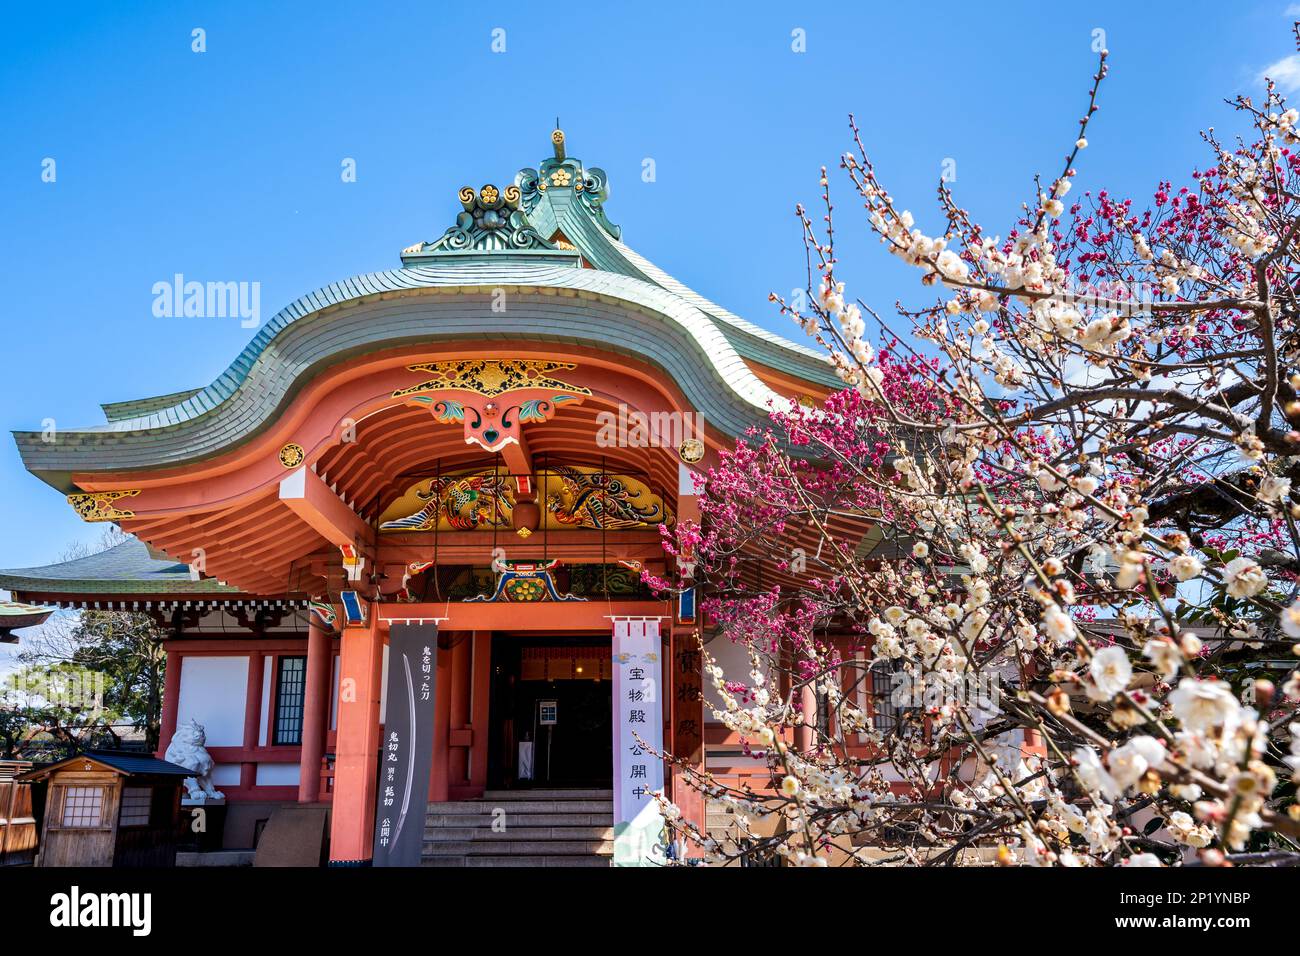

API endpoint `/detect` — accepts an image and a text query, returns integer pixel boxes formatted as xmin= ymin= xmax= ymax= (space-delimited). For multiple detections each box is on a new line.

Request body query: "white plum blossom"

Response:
xmin=1043 ymin=605 xmax=1078 ymax=646
xmin=1088 ymin=646 xmax=1132 ymax=701
xmin=1107 ymin=736 xmax=1166 ymax=790
xmin=1281 ymin=600 xmax=1300 ymax=639
xmin=1167 ymin=811 xmax=1213 ymax=847
xmin=672 ymin=50 xmax=1300 ymax=868
xmin=1141 ymin=639 xmax=1183 ymax=679
xmin=1257 ymin=475 xmax=1291 ymax=504
xmin=1074 ymin=747 xmax=1121 ymax=800
xmin=1221 ymin=556 xmax=1267 ymax=599
xmin=1169 ymin=678 xmax=1241 ymax=731
xmin=1168 ymin=554 xmax=1203 ymax=582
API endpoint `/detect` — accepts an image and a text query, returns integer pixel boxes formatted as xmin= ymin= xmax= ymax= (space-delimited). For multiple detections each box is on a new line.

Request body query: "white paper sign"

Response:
xmin=612 ymin=617 xmax=666 ymax=865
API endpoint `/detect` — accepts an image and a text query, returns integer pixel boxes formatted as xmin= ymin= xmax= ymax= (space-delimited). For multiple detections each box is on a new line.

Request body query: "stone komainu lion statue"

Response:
xmin=164 ymin=718 xmax=224 ymax=800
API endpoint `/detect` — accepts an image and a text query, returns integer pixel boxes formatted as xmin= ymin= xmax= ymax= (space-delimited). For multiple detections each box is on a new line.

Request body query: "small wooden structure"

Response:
xmin=21 ymin=751 xmax=191 ymax=867
xmin=0 ymin=760 xmax=38 ymax=866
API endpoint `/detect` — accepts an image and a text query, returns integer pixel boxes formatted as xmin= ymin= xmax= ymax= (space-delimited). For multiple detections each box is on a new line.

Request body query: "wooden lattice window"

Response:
xmin=870 ymin=661 xmax=905 ymax=732
xmin=60 ymin=786 xmax=104 ymax=827
xmin=274 ymin=655 xmax=307 ymax=745
xmin=119 ymin=786 xmax=152 ymax=826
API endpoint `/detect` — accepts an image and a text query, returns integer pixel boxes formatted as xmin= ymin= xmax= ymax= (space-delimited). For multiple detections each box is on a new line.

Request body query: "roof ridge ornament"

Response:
xmin=404 ymin=183 xmax=554 ymax=256
xmin=516 ymin=129 xmax=622 ymax=240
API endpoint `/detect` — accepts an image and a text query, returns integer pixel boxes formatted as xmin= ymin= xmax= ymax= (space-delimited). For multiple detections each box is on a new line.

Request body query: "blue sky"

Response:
xmin=0 ymin=0 xmax=1295 ymax=580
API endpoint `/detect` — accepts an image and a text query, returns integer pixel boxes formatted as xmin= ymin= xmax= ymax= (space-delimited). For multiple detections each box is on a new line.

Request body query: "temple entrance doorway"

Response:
xmin=487 ymin=636 xmax=613 ymax=789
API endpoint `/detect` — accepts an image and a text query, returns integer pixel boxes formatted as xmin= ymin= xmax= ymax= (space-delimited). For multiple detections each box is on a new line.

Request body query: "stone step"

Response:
xmin=425 ymin=811 xmax=612 ymax=828
xmin=423 ymin=839 xmax=614 ymax=856
xmin=424 ymin=825 xmax=615 ymax=842
xmin=425 ymin=855 xmax=611 ymax=868
xmin=426 ymin=799 xmax=613 ymax=815
xmin=176 ymin=850 xmax=255 ymax=867
xmin=423 ymin=793 xmax=616 ymax=867
xmin=480 ymin=788 xmax=613 ymax=800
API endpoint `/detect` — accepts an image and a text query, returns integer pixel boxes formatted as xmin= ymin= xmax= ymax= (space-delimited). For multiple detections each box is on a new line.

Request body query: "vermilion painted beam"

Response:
xmin=380 ymin=529 xmax=661 ymax=549
xmin=378 ymin=600 xmax=669 ymax=631
xmin=375 ymin=542 xmax=665 ymax=568
xmin=279 ymin=466 xmax=373 ymax=553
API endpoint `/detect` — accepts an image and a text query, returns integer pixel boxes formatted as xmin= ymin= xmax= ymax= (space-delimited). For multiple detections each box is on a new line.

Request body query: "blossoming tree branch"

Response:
xmin=653 ymin=30 xmax=1300 ymax=867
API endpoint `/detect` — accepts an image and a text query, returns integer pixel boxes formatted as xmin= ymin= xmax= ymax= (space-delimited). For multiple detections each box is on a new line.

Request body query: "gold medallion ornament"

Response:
xmin=279 ymin=443 xmax=306 ymax=468
xmin=67 ymin=489 xmax=141 ymax=523
xmin=678 ymin=438 xmax=705 ymax=464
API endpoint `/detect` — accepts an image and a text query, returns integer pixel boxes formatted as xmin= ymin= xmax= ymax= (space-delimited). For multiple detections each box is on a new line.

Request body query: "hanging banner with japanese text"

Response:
xmin=612 ymin=617 xmax=666 ymax=866
xmin=372 ymin=622 xmax=437 ymax=867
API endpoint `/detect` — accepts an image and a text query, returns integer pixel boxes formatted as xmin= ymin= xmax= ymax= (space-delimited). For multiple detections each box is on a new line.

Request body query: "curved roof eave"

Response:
xmin=526 ymin=191 xmax=840 ymax=388
xmin=13 ymin=260 xmax=801 ymax=486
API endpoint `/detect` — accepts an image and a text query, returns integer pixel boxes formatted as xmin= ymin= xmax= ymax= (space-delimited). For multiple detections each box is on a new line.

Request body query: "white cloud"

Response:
xmin=1258 ymin=53 xmax=1300 ymax=92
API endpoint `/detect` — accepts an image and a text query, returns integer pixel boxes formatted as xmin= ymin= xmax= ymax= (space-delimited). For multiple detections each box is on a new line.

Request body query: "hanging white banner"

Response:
xmin=612 ymin=617 xmax=666 ymax=866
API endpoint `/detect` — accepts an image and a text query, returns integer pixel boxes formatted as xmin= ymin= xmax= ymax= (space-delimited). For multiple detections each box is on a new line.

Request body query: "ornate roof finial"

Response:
xmin=403 ymin=183 xmax=553 ymax=256
xmin=516 ymin=129 xmax=621 ymax=240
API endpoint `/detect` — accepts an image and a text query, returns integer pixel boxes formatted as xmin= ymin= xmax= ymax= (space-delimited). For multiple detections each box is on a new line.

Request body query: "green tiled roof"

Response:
xmin=101 ymin=389 xmax=204 ymax=423
xmin=11 ymin=134 xmax=839 ymax=494
xmin=0 ymin=538 xmax=240 ymax=596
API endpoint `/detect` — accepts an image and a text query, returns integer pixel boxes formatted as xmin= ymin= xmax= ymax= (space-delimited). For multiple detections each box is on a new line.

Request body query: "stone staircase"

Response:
xmin=423 ymin=788 xmax=614 ymax=867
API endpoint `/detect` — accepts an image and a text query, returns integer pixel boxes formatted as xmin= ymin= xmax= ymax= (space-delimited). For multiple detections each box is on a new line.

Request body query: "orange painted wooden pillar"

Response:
xmin=240 ymin=651 xmax=264 ymax=792
xmin=428 ymin=640 xmax=452 ymax=803
xmin=298 ymin=616 xmax=333 ymax=803
xmin=157 ymin=647 xmax=183 ymax=756
xmin=796 ymin=680 xmax=817 ymax=753
xmin=468 ymin=632 xmax=492 ymax=795
xmin=449 ymin=634 xmax=472 ymax=785
xmin=328 ymin=606 xmax=383 ymax=865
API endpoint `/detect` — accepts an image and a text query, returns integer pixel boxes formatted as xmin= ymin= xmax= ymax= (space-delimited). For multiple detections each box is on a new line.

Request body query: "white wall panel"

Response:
xmin=255 ymin=762 xmax=300 ymax=786
xmin=177 ymin=655 xmax=249 ymax=746
xmin=211 ymin=763 xmax=242 ymax=786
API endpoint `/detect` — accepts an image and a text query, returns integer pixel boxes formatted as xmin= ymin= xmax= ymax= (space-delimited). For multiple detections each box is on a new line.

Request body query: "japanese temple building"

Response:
xmin=0 ymin=131 xmax=839 ymax=866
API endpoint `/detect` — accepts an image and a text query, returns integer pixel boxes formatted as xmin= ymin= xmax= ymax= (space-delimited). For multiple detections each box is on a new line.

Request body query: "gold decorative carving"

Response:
xmin=678 ymin=438 xmax=706 ymax=464
xmin=392 ymin=359 xmax=592 ymax=399
xmin=279 ymin=443 xmax=306 ymax=468
xmin=68 ymin=489 xmax=141 ymax=523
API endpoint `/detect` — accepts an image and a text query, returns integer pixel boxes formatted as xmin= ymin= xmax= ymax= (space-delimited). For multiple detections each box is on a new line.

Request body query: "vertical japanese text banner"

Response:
xmin=372 ymin=622 xmax=437 ymax=866
xmin=612 ymin=617 xmax=666 ymax=865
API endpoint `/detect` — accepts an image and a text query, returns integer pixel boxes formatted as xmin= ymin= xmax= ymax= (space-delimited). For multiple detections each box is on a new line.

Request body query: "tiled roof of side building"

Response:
xmin=0 ymin=538 xmax=240 ymax=596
